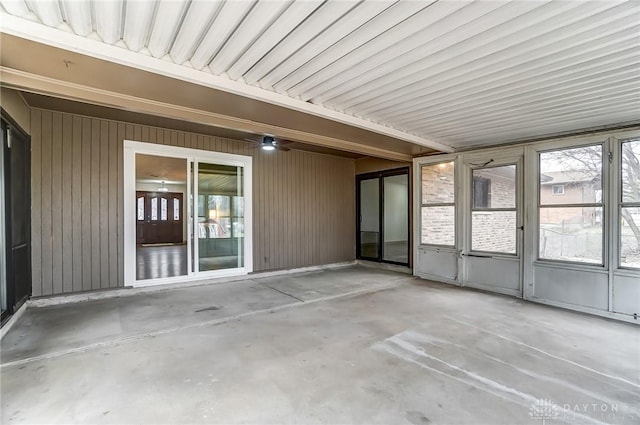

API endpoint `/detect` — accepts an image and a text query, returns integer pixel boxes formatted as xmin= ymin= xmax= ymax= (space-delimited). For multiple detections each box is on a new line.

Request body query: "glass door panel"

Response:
xmin=383 ymin=174 xmax=409 ymax=263
xmin=196 ymin=162 xmax=244 ymax=271
xmin=135 ymin=153 xmax=187 ymax=280
xmin=359 ymin=178 xmax=380 ymax=259
xmin=463 ymin=160 xmax=522 ymax=296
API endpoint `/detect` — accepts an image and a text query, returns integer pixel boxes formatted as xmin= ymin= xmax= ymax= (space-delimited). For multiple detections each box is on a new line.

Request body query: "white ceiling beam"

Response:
xmin=147 ymin=0 xmax=188 ymax=59
xmin=376 ymin=43 xmax=640 ymax=126
xmin=0 ymin=12 xmax=453 ymax=153
xmin=331 ymin=0 xmax=611 ymax=112
xmin=365 ymin=25 xmax=639 ymax=121
xmin=93 ymin=0 xmax=123 ymax=45
xmin=169 ymin=1 xmax=223 ymax=65
xmin=208 ymin=0 xmax=293 ymax=76
xmin=189 ymin=1 xmax=255 ymax=70
xmin=242 ymin=0 xmax=360 ymax=86
xmin=123 ymin=0 xmax=156 ymax=52
xmin=279 ymin=1 xmax=430 ymax=97
xmin=25 ymin=0 xmax=61 ymax=26
xmin=226 ymin=0 xmax=322 ymax=81
xmin=60 ymin=0 xmax=91 ymax=36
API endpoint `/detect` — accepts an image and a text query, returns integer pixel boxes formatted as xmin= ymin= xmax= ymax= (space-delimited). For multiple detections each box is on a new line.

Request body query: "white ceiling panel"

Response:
xmin=123 ymin=0 xmax=155 ymax=51
xmin=1 ymin=0 xmax=638 ymax=151
xmin=169 ymin=0 xmax=223 ymax=64
xmin=93 ymin=0 xmax=123 ymax=44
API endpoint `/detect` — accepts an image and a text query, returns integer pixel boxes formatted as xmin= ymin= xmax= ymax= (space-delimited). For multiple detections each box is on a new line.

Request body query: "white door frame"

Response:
xmin=459 ymin=150 xmax=524 ymax=297
xmin=123 ymin=140 xmax=253 ymax=288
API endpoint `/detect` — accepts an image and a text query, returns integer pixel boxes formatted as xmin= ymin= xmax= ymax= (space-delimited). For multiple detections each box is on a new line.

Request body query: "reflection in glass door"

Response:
xmin=195 ymin=162 xmax=244 ymax=272
xmin=383 ymin=174 xmax=409 ymax=264
xmin=358 ymin=178 xmax=380 ymax=259
xmin=357 ymin=168 xmax=410 ymax=266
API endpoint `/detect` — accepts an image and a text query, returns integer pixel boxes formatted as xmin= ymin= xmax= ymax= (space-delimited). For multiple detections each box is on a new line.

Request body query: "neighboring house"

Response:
xmin=539 ymin=170 xmax=601 ymax=226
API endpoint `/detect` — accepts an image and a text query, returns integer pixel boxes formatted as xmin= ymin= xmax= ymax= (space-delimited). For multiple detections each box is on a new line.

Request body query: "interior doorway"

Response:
xmin=135 ymin=153 xmax=187 ymax=280
xmin=124 ymin=141 xmax=252 ymax=287
xmin=356 ymin=168 xmax=410 ymax=266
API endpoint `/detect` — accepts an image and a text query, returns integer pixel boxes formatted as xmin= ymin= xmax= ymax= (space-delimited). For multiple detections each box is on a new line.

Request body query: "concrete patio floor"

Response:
xmin=1 ymin=266 xmax=639 ymax=424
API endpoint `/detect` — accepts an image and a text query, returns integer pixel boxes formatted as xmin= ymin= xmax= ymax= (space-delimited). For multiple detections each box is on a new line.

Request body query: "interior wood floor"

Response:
xmin=136 ymin=245 xmax=242 ymax=280
xmin=136 ymin=245 xmax=187 ymax=280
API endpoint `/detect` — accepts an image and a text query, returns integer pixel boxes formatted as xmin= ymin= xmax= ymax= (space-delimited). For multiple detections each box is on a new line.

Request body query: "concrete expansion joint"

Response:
xmin=0 ymin=279 xmax=405 ymax=370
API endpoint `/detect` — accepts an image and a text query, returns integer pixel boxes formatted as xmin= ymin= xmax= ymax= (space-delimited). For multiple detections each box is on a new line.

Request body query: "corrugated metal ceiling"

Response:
xmin=1 ymin=0 xmax=639 ymax=150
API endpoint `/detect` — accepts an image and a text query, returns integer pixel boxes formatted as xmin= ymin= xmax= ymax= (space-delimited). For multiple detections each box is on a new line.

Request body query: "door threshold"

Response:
xmin=356 ymin=260 xmax=412 ymax=274
xmin=139 ymin=243 xmax=185 ymax=247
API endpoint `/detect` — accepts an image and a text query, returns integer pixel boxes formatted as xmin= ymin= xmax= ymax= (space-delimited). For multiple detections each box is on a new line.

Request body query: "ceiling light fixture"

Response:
xmin=261 ymin=136 xmax=276 ymax=151
xmin=158 ymin=181 xmax=169 ymax=192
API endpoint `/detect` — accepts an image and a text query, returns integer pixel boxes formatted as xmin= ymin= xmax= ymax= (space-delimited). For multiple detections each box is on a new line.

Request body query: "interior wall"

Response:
xmin=29 ymin=108 xmax=356 ymax=297
xmin=0 ymin=88 xmax=30 ymax=135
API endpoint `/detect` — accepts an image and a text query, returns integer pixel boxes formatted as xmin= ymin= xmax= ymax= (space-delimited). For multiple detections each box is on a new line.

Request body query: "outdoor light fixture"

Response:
xmin=261 ymin=136 xmax=276 ymax=151
xmin=158 ymin=181 xmax=169 ymax=192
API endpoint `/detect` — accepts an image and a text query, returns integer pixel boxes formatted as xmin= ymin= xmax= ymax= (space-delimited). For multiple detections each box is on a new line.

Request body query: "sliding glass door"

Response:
xmin=358 ymin=177 xmax=380 ymax=260
xmin=195 ymin=162 xmax=244 ymax=272
xmin=357 ymin=168 xmax=410 ymax=266
xmin=125 ymin=141 xmax=252 ymax=287
xmin=383 ymin=173 xmax=409 ymax=264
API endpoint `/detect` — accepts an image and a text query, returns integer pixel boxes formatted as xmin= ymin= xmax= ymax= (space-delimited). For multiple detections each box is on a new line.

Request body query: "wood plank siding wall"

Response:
xmin=30 ymin=108 xmax=355 ymax=297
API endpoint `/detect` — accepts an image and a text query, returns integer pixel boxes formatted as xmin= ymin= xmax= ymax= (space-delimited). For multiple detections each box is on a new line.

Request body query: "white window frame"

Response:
xmin=618 ymin=137 xmax=640 ymax=270
xmin=470 ymin=163 xmax=519 ymax=256
xmin=418 ymin=159 xmax=457 ymax=248
xmin=535 ymin=139 xmax=608 ymax=268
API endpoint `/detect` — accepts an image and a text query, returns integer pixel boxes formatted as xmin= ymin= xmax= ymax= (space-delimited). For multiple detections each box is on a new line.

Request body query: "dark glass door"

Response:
xmin=356 ymin=168 xmax=410 ymax=266
xmin=357 ymin=177 xmax=380 ymax=260
xmin=1 ymin=117 xmax=31 ymax=324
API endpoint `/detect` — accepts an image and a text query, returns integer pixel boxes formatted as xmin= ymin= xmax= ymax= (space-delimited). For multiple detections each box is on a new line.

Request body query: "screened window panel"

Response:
xmin=622 ymin=140 xmax=640 ymax=203
xmin=540 ymin=145 xmax=602 ymax=206
xmin=539 ymin=207 xmax=603 ymax=264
